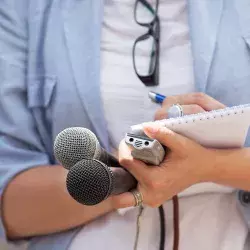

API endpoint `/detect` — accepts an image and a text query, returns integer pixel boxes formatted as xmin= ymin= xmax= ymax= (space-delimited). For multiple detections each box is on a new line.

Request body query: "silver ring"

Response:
xmin=167 ymin=104 xmax=184 ymax=118
xmin=131 ymin=189 xmax=143 ymax=207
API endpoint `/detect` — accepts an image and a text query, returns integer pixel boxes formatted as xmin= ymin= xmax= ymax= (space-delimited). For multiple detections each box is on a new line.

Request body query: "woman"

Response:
xmin=0 ymin=0 xmax=250 ymax=249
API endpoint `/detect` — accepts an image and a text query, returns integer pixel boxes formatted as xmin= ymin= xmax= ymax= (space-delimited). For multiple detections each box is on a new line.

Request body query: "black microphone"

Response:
xmin=66 ymin=159 xmax=137 ymax=205
xmin=54 ymin=127 xmax=119 ymax=170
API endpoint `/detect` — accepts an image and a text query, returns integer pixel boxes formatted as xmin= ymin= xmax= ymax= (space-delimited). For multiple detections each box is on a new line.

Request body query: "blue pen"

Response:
xmin=148 ymin=91 xmax=166 ymax=104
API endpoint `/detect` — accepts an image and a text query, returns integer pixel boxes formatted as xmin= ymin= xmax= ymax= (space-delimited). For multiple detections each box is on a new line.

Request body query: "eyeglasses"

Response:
xmin=132 ymin=0 xmax=160 ymax=86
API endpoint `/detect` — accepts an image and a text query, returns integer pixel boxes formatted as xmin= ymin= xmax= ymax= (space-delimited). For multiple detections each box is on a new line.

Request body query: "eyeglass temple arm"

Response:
xmin=138 ymin=0 xmax=158 ymax=15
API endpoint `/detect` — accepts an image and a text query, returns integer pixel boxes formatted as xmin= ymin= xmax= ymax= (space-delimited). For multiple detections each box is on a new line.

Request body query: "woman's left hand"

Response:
xmin=113 ymin=123 xmax=216 ymax=209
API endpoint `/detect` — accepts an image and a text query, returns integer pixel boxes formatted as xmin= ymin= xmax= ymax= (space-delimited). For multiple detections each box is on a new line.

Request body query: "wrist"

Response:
xmin=202 ymin=148 xmax=225 ymax=183
xmin=194 ymin=148 xmax=218 ymax=183
xmin=202 ymin=147 xmax=250 ymax=188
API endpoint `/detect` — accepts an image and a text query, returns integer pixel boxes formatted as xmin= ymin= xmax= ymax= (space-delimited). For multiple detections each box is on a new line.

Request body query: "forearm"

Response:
xmin=208 ymin=147 xmax=250 ymax=190
xmin=2 ymin=165 xmax=114 ymax=239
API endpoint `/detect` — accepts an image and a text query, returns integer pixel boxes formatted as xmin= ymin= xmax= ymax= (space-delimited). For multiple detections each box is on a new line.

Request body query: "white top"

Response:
xmin=100 ymin=0 xmax=195 ymax=148
xmin=69 ymin=1 xmax=248 ymax=249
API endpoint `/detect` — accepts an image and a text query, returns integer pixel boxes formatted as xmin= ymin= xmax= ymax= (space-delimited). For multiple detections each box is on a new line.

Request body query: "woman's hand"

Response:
xmin=111 ymin=93 xmax=250 ymax=209
xmin=112 ymin=123 xmax=216 ymax=209
xmin=111 ymin=92 xmax=226 ymax=209
xmin=154 ymin=92 xmax=225 ymax=120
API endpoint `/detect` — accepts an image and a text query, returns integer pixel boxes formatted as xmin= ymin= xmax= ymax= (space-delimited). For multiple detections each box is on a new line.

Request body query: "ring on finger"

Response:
xmin=167 ymin=103 xmax=184 ymax=118
xmin=131 ymin=189 xmax=144 ymax=207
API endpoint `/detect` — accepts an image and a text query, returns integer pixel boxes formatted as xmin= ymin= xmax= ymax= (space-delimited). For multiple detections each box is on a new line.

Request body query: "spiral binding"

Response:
xmin=155 ymin=104 xmax=250 ymax=127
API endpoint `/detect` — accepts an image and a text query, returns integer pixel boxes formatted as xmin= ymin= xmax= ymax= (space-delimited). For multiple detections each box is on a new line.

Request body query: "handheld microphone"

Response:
xmin=66 ymin=159 xmax=137 ymax=205
xmin=54 ymin=127 xmax=119 ymax=170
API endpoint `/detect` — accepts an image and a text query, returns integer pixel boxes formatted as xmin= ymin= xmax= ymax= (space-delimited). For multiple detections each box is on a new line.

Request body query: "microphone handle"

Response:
xmin=109 ymin=167 xmax=137 ymax=195
xmin=96 ymin=149 xmax=137 ymax=194
xmin=99 ymin=147 xmax=121 ymax=168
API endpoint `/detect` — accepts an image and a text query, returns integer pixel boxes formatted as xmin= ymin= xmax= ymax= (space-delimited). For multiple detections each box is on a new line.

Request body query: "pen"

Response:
xmin=148 ymin=91 xmax=166 ymax=104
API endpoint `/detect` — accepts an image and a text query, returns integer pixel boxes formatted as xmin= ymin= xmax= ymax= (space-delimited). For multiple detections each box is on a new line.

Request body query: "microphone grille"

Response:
xmin=54 ymin=127 xmax=97 ymax=169
xmin=66 ymin=159 xmax=113 ymax=206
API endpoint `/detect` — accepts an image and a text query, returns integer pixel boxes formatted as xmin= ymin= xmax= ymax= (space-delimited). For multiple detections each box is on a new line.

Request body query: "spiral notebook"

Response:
xmin=131 ymin=104 xmax=250 ymax=149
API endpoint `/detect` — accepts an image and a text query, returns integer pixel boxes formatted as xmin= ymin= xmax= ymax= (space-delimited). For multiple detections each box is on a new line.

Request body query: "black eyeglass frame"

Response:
xmin=132 ymin=0 xmax=160 ymax=86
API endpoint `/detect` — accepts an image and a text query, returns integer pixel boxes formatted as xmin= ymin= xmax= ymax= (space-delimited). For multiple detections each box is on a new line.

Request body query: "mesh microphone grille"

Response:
xmin=66 ymin=159 xmax=113 ymax=206
xmin=54 ymin=127 xmax=97 ymax=170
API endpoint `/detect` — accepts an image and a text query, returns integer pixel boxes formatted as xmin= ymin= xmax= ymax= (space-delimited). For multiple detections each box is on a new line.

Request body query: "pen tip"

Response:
xmin=148 ymin=91 xmax=156 ymax=100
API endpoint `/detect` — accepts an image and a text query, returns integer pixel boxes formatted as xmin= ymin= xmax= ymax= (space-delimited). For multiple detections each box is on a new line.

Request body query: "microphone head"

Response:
xmin=54 ymin=127 xmax=98 ymax=170
xmin=66 ymin=159 xmax=113 ymax=206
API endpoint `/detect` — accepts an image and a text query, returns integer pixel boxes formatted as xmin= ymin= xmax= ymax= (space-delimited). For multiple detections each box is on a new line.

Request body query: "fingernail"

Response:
xmin=143 ymin=123 xmax=159 ymax=135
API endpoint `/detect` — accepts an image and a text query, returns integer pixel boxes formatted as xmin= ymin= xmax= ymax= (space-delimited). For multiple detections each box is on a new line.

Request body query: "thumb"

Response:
xmin=143 ymin=122 xmax=187 ymax=152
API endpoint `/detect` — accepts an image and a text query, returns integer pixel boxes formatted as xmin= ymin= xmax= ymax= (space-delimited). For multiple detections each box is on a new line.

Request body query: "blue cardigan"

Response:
xmin=1 ymin=0 xmax=250 ymax=249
